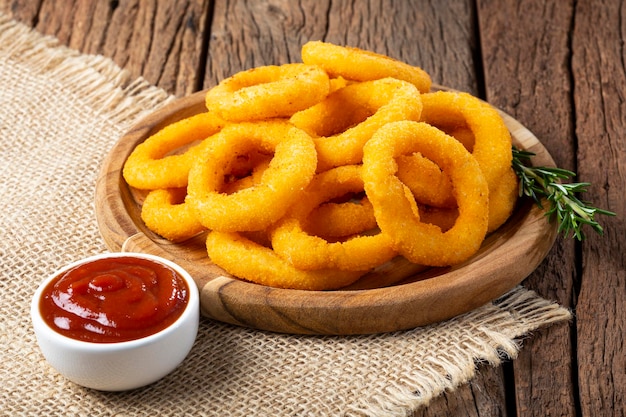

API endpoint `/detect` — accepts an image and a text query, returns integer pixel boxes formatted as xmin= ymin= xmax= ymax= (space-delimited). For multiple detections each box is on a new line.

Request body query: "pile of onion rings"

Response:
xmin=122 ymin=41 xmax=518 ymax=290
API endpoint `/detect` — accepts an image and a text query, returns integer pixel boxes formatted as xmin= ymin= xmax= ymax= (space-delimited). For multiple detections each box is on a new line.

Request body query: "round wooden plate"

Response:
xmin=95 ymin=87 xmax=558 ymax=335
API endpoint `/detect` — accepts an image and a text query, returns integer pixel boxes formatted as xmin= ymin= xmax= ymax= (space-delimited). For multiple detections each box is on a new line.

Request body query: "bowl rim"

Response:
xmin=31 ymin=251 xmax=200 ymax=351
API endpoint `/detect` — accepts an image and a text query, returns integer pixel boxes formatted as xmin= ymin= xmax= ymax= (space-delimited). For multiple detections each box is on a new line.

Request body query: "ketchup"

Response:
xmin=39 ymin=257 xmax=189 ymax=343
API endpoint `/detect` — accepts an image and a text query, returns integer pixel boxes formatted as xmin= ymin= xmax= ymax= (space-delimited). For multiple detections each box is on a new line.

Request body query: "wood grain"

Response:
xmin=204 ymin=0 xmax=480 ymax=94
xmin=571 ymin=0 xmax=626 ymax=414
xmin=479 ymin=0 xmax=626 ymax=416
xmin=477 ymin=1 xmax=579 ymax=416
xmin=2 ymin=0 xmax=210 ymax=97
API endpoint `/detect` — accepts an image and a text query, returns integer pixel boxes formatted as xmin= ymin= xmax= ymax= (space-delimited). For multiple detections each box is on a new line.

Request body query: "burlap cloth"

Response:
xmin=0 ymin=13 xmax=572 ymax=417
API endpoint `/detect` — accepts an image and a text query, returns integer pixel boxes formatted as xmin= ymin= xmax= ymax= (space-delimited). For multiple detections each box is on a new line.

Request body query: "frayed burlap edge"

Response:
xmin=346 ymin=286 xmax=571 ymax=415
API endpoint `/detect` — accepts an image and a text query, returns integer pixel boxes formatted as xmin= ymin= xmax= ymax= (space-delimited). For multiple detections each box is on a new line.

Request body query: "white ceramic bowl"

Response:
xmin=31 ymin=252 xmax=199 ymax=391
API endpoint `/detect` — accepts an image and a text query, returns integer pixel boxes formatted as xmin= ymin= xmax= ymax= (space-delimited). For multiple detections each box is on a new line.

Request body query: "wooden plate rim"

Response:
xmin=95 ymin=86 xmax=558 ymax=335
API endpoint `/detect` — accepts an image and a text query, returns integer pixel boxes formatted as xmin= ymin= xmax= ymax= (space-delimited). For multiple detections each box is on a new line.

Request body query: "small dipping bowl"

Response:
xmin=31 ymin=252 xmax=199 ymax=391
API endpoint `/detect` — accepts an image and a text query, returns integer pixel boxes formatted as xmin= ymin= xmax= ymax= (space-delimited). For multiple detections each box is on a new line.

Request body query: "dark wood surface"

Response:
xmin=3 ymin=0 xmax=622 ymax=415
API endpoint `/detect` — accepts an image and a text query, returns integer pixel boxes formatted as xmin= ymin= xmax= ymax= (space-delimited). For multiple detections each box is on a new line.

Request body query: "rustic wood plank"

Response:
xmin=479 ymin=0 xmax=626 ymax=415
xmin=205 ymin=0 xmax=315 ymax=85
xmin=204 ymin=0 xmax=480 ymax=94
xmin=571 ymin=0 xmax=626 ymax=415
xmin=320 ymin=0 xmax=481 ymax=94
xmin=100 ymin=0 xmax=210 ymax=96
xmin=0 ymin=0 xmax=42 ymax=24
xmin=2 ymin=0 xmax=210 ymax=97
xmin=477 ymin=1 xmax=579 ymax=416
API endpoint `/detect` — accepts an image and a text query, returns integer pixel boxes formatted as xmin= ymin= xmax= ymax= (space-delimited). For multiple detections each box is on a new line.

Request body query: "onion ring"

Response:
xmin=362 ymin=120 xmax=489 ymax=266
xmin=290 ymin=77 xmax=422 ymax=170
xmin=123 ymin=111 xmax=226 ymax=190
xmin=204 ymin=63 xmax=330 ymax=122
xmin=486 ymin=167 xmax=519 ymax=231
xmin=447 ymin=126 xmax=475 ymax=151
xmin=301 ymin=41 xmax=432 ymax=93
xmin=303 ymin=196 xmax=377 ymax=239
xmin=396 ymin=153 xmax=456 ymax=208
xmin=420 ymin=91 xmax=516 ymax=231
xmin=220 ymin=153 xmax=272 ymax=195
xmin=206 ymin=231 xmax=365 ymax=290
xmin=329 ymin=76 xmax=350 ymax=93
xmin=140 ymin=188 xmax=206 ymax=242
xmin=271 ymin=165 xmax=397 ymax=271
xmin=417 ymin=205 xmax=459 ymax=232
xmin=186 ymin=121 xmax=317 ymax=232
xmin=420 ymin=91 xmax=512 ymax=187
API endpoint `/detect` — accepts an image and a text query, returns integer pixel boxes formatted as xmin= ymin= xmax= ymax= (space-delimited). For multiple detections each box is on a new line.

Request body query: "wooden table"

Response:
xmin=3 ymin=1 xmax=623 ymax=415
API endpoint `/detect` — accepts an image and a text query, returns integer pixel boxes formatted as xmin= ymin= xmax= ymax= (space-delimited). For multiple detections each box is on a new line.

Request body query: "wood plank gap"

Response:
xmin=502 ymin=360 xmax=519 ymax=417
xmin=24 ymin=0 xmax=43 ymax=27
xmin=470 ymin=0 xmax=487 ymax=100
xmin=567 ymin=0 xmax=581 ymax=192
xmin=17 ymin=0 xmax=43 ymax=28
xmin=566 ymin=4 xmax=583 ymax=416
xmin=570 ymin=317 xmax=583 ymax=417
xmin=195 ymin=0 xmax=215 ymax=92
xmin=321 ymin=0 xmax=331 ymax=42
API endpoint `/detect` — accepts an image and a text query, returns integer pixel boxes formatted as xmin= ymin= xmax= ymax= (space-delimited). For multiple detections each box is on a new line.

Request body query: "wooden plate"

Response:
xmin=95 ymin=87 xmax=558 ymax=335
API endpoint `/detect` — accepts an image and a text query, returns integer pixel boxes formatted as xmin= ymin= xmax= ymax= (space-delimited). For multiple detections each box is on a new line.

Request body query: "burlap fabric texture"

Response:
xmin=0 ymin=13 xmax=572 ymax=417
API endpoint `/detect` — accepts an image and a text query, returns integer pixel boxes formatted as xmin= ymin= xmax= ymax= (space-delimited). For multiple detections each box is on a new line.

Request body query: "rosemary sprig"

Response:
xmin=511 ymin=147 xmax=615 ymax=240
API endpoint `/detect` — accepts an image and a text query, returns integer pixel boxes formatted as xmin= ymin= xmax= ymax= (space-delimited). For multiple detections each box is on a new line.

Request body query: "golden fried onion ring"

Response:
xmin=301 ymin=41 xmax=432 ymax=93
xmin=303 ymin=196 xmax=377 ymax=238
xmin=396 ymin=153 xmax=456 ymax=208
xmin=420 ymin=91 xmax=517 ymax=231
xmin=362 ymin=120 xmax=489 ymax=266
xmin=220 ymin=153 xmax=272 ymax=195
xmin=140 ymin=188 xmax=206 ymax=242
xmin=204 ymin=63 xmax=330 ymax=122
xmin=486 ymin=167 xmax=519 ymax=231
xmin=421 ymin=91 xmax=512 ymax=188
xmin=271 ymin=165 xmax=397 ymax=271
xmin=290 ymin=78 xmax=422 ymax=170
xmin=206 ymin=231 xmax=365 ymax=290
xmin=123 ymin=112 xmax=227 ymax=190
xmin=186 ymin=121 xmax=317 ymax=232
